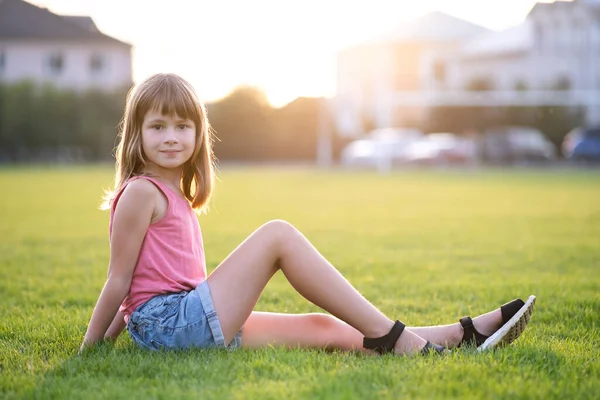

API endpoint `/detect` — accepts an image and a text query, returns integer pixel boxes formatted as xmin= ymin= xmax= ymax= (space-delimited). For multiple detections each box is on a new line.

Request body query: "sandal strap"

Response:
xmin=363 ymin=320 xmax=405 ymax=354
xmin=500 ymin=298 xmax=525 ymax=324
xmin=421 ymin=341 xmax=447 ymax=355
xmin=459 ymin=316 xmax=489 ymax=347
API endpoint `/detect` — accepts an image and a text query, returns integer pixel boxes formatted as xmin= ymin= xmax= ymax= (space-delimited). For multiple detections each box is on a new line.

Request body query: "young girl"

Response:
xmin=81 ymin=73 xmax=535 ymax=356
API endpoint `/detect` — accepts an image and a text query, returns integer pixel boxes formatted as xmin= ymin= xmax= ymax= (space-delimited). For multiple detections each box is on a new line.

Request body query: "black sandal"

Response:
xmin=363 ymin=320 xmax=446 ymax=356
xmin=458 ymin=298 xmax=526 ymax=348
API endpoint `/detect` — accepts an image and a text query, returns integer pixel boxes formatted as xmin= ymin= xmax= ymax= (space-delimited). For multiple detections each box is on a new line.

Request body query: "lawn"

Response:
xmin=0 ymin=165 xmax=599 ymax=399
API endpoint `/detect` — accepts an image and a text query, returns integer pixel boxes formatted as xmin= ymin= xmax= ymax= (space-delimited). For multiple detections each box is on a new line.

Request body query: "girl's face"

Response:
xmin=141 ymin=109 xmax=196 ymax=173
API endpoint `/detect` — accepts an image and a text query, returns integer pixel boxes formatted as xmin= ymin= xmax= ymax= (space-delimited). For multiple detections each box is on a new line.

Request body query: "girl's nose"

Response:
xmin=163 ymin=129 xmax=179 ymax=144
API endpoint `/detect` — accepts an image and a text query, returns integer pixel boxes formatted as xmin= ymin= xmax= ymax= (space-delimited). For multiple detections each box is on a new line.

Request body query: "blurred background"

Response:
xmin=0 ymin=0 xmax=599 ymax=168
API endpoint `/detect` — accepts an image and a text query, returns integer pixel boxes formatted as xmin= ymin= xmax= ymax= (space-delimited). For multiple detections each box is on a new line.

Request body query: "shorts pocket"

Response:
xmin=140 ymin=323 xmax=174 ymax=350
xmin=139 ymin=292 xmax=186 ymax=324
xmin=170 ymin=320 xmax=215 ymax=349
xmin=149 ymin=338 xmax=167 ymax=351
xmin=156 ymin=295 xmax=187 ymax=331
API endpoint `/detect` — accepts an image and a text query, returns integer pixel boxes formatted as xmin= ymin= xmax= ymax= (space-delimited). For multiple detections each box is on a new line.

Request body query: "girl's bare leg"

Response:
xmin=207 ymin=220 xmax=427 ymax=355
xmin=242 ymin=310 xmax=504 ymax=351
xmin=208 ymin=220 xmax=504 ymax=353
xmin=242 ymin=312 xmax=364 ymax=351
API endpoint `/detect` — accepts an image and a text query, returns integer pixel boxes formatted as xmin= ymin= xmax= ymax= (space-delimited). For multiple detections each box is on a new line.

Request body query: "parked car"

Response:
xmin=562 ymin=127 xmax=600 ymax=162
xmin=368 ymin=127 xmax=424 ymax=142
xmin=400 ymin=133 xmax=478 ymax=165
xmin=340 ymin=128 xmax=423 ymax=168
xmin=480 ymin=126 xmax=556 ymax=164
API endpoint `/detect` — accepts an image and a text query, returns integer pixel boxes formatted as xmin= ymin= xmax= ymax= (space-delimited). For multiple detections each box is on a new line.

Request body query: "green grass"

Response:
xmin=1 ymin=165 xmax=599 ymax=399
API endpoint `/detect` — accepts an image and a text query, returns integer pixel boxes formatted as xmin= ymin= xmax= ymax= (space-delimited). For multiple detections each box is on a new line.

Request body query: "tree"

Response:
xmin=0 ymin=81 xmax=127 ymax=162
xmin=208 ymin=86 xmax=275 ymax=161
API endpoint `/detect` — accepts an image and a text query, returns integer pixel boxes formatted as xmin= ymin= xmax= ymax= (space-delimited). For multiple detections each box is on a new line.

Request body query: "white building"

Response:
xmin=335 ymin=11 xmax=490 ymax=136
xmin=0 ymin=0 xmax=132 ymax=92
xmin=335 ymin=0 xmax=600 ymax=136
xmin=441 ymin=0 xmax=600 ymax=92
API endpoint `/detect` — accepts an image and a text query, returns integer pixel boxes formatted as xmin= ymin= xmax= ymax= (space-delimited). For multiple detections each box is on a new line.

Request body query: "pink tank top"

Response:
xmin=110 ymin=176 xmax=207 ymax=316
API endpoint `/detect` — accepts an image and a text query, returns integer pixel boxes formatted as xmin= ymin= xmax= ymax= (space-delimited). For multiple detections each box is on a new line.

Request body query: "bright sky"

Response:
xmin=30 ymin=0 xmax=562 ymax=106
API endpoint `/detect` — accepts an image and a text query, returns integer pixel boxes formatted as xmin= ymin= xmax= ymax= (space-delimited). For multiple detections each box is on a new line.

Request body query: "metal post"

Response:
xmin=316 ymin=97 xmax=332 ymax=168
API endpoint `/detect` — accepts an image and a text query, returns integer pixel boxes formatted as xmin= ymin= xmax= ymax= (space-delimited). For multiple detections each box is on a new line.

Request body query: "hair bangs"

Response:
xmin=137 ymin=76 xmax=201 ymax=125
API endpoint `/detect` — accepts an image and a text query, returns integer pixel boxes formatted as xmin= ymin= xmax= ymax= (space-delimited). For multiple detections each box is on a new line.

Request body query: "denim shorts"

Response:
xmin=126 ymin=280 xmax=242 ymax=351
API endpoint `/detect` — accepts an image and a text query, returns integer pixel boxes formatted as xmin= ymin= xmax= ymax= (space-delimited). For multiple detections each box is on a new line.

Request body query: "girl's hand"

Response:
xmin=78 ymin=339 xmax=113 ymax=354
xmin=78 ymin=341 xmax=94 ymax=355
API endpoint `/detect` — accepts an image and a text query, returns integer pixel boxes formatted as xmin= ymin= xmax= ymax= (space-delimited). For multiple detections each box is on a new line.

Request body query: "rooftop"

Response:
xmin=461 ymin=21 xmax=534 ymax=59
xmin=0 ymin=0 xmax=130 ymax=46
xmin=374 ymin=11 xmax=490 ymax=43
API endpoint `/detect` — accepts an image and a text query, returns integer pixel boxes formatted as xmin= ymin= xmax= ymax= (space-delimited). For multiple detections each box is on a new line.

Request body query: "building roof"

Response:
xmin=529 ymin=1 xmax=567 ymax=14
xmin=61 ymin=16 xmax=100 ymax=33
xmin=375 ymin=11 xmax=491 ymax=43
xmin=461 ymin=21 xmax=534 ymax=59
xmin=0 ymin=0 xmax=130 ymax=46
xmin=529 ymin=0 xmax=600 ymax=18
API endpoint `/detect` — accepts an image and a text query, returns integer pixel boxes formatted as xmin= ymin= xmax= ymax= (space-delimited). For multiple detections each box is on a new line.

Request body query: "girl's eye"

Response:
xmin=152 ymin=125 xmax=163 ymax=131
xmin=177 ymin=124 xmax=189 ymax=130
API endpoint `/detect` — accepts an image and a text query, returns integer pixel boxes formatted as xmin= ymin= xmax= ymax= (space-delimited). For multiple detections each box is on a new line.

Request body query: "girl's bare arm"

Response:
xmin=104 ymin=310 xmax=127 ymax=341
xmin=81 ymin=180 xmax=157 ymax=349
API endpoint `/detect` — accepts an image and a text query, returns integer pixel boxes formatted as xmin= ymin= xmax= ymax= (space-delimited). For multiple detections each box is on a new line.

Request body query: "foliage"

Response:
xmin=0 ymin=81 xmax=330 ymax=163
xmin=424 ymin=105 xmax=585 ymax=148
xmin=208 ymin=86 xmax=276 ymax=161
xmin=208 ymin=87 xmax=330 ymax=162
xmin=0 ymin=81 xmax=127 ymax=162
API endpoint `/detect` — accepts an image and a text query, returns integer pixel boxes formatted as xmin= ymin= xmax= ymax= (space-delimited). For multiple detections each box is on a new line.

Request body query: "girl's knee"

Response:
xmin=257 ymin=220 xmax=301 ymax=261
xmin=260 ymin=219 xmax=297 ymax=241
xmin=306 ymin=314 xmax=357 ymax=349
xmin=262 ymin=219 xmax=294 ymax=231
xmin=306 ymin=313 xmax=339 ymax=332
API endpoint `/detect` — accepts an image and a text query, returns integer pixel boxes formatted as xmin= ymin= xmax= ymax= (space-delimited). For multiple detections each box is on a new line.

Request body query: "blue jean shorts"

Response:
xmin=126 ymin=280 xmax=242 ymax=351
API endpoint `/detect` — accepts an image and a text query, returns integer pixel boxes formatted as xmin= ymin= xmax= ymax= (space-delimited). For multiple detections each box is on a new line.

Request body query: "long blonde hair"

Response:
xmin=102 ymin=73 xmax=216 ymax=213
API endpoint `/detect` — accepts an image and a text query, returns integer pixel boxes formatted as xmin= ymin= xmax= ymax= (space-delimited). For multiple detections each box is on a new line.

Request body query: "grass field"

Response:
xmin=1 ymin=165 xmax=599 ymax=399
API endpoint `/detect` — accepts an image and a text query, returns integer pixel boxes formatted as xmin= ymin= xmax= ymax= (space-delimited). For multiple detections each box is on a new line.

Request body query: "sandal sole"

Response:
xmin=477 ymin=295 xmax=536 ymax=352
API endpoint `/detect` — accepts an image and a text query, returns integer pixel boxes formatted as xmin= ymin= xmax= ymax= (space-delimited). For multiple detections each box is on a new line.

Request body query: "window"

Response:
xmin=553 ymin=20 xmax=562 ymax=53
xmin=554 ymin=76 xmax=571 ymax=91
xmin=535 ymin=24 xmax=544 ymax=53
xmin=89 ymin=53 xmax=104 ymax=75
xmin=47 ymin=53 xmax=64 ymax=74
xmin=573 ymin=21 xmax=590 ymax=54
xmin=514 ymin=80 xmax=528 ymax=91
xmin=466 ymin=77 xmax=494 ymax=91
xmin=433 ymin=60 xmax=446 ymax=85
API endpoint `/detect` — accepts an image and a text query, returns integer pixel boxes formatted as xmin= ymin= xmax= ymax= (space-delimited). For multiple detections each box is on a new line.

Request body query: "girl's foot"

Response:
xmin=394 ymin=327 xmax=428 ymax=355
xmin=476 ymin=296 xmax=536 ymax=351
xmin=470 ymin=308 xmax=504 ymax=336
xmin=458 ymin=298 xmax=532 ymax=348
xmin=407 ymin=300 xmax=522 ymax=349
xmin=363 ymin=320 xmax=446 ymax=356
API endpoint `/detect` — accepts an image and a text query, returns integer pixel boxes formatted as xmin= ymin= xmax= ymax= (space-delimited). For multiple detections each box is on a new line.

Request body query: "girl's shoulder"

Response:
xmin=111 ymin=177 xmax=160 ymax=211
xmin=122 ymin=177 xmax=159 ymax=196
xmin=117 ymin=177 xmax=172 ymax=224
xmin=114 ymin=178 xmax=159 ymax=209
xmin=108 ymin=178 xmax=163 ymax=236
